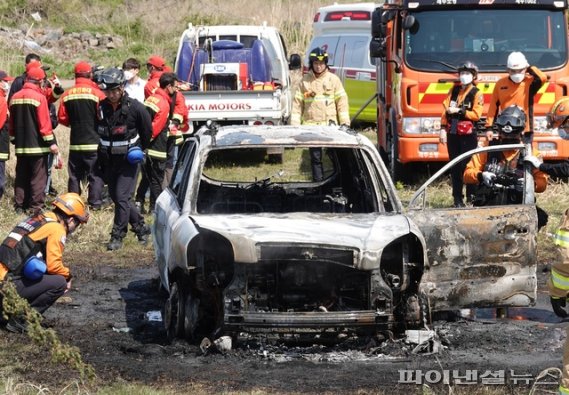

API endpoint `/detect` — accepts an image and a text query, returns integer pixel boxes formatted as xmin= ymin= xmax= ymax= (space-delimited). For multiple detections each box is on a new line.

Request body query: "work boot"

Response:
xmin=5 ymin=317 xmax=27 ymax=334
xmin=135 ymin=200 xmax=146 ymax=215
xmin=134 ymin=224 xmax=151 ymax=246
xmin=107 ymin=236 xmax=123 ymax=251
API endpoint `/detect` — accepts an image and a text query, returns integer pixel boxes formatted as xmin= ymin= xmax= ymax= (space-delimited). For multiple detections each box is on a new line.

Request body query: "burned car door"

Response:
xmin=406 ymin=143 xmax=538 ymax=311
xmin=154 ymin=139 xmax=198 ymax=290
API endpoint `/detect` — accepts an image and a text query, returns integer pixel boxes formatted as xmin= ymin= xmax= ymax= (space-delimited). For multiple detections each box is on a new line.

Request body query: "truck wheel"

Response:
xmin=388 ymin=127 xmax=405 ymax=182
xmin=164 ymin=281 xmax=185 ymax=342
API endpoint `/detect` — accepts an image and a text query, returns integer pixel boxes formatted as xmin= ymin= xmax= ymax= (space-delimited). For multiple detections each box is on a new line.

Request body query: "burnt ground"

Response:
xmin=2 ymin=249 xmax=567 ymax=394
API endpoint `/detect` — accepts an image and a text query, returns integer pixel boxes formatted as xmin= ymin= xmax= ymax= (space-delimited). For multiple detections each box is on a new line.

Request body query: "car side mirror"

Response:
xmin=371 ymin=9 xmax=383 ymax=39
xmin=369 ymin=39 xmax=386 ymax=59
xmin=289 ymin=54 xmax=302 ymax=70
xmin=402 ymin=15 xmax=416 ymax=30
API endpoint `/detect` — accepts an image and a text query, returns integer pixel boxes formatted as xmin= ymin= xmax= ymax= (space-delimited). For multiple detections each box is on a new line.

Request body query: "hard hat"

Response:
xmin=547 ymin=97 xmax=569 ymax=130
xmin=95 ymin=67 xmax=125 ymax=90
xmin=309 ymin=47 xmax=329 ymax=67
xmin=127 ymin=146 xmax=144 ymax=164
xmin=507 ymin=52 xmax=529 ymax=70
xmin=53 ymin=192 xmax=89 ymax=223
xmin=495 ymin=105 xmax=526 ymax=135
xmin=457 ymin=61 xmax=478 ymax=78
xmin=23 ymin=256 xmax=46 ymax=281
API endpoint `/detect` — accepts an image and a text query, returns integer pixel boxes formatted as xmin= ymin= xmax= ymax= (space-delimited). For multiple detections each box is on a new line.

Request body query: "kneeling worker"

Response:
xmin=0 ymin=192 xmax=88 ymax=333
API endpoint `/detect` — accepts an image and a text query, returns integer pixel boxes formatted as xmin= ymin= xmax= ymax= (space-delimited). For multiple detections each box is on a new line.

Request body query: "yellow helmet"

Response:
xmin=547 ymin=97 xmax=569 ymax=129
xmin=53 ymin=193 xmax=89 ymax=223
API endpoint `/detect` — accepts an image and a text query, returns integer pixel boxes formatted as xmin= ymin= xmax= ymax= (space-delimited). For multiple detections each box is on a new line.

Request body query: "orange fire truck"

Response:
xmin=369 ymin=0 xmax=569 ymax=181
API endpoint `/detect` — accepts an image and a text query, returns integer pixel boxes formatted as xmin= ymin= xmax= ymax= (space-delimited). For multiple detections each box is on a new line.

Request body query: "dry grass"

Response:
xmin=0 ymin=0 xmax=357 ymax=76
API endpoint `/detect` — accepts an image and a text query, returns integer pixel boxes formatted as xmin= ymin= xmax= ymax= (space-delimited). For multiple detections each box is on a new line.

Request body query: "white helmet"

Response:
xmin=507 ymin=52 xmax=529 ymax=69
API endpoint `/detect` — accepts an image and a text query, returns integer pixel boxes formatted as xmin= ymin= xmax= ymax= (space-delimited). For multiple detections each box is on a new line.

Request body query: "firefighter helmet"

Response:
xmin=547 ymin=98 xmax=569 ymax=129
xmin=457 ymin=61 xmax=478 ymax=78
xmin=95 ymin=67 xmax=125 ymax=90
xmin=309 ymin=47 xmax=329 ymax=68
xmin=495 ymin=105 xmax=526 ymax=135
xmin=507 ymin=52 xmax=529 ymax=70
xmin=53 ymin=192 xmax=89 ymax=223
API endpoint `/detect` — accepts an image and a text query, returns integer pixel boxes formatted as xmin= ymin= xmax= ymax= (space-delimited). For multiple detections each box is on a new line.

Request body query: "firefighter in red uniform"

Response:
xmin=9 ymin=66 xmax=59 ymax=215
xmin=0 ymin=192 xmax=88 ymax=333
xmin=0 ymin=70 xmax=14 ymax=200
xmin=143 ymin=72 xmax=179 ymax=210
xmin=57 ymin=61 xmax=107 ymax=209
xmin=136 ymin=56 xmax=188 ymax=212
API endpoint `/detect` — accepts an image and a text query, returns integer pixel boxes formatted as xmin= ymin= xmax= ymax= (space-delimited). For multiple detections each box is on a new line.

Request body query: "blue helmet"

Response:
xmin=23 ymin=256 xmax=46 ymax=281
xmin=127 ymin=146 xmax=144 ymax=164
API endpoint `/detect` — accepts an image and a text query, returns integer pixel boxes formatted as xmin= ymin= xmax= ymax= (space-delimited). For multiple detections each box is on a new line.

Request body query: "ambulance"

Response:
xmin=306 ymin=2 xmax=381 ymax=125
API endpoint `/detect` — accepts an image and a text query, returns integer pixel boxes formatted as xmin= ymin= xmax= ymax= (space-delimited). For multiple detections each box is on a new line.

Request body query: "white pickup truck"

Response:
xmin=174 ymin=23 xmax=301 ymax=128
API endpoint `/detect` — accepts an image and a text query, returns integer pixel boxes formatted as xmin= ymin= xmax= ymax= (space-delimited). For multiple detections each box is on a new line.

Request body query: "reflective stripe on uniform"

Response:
xmin=7 ymin=232 xmax=23 ymax=242
xmin=63 ymin=93 xmax=100 ymax=103
xmin=560 ymin=385 xmax=569 ymax=394
xmin=15 ymin=147 xmax=51 ymax=155
xmin=552 ymin=268 xmax=569 ymax=291
xmin=69 ymin=144 xmax=99 ymax=151
xmin=10 ymin=98 xmax=40 ymax=107
xmin=99 ymin=135 xmax=139 ymax=147
xmin=555 ymin=229 xmax=569 ymax=247
xmin=147 ymin=149 xmax=167 ymax=159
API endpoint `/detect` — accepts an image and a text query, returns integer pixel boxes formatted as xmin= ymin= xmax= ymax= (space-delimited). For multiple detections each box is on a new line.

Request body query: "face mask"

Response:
xmin=0 ymin=81 xmax=8 ymax=94
xmin=123 ymin=70 xmax=134 ymax=81
xmin=509 ymin=73 xmax=525 ymax=84
xmin=459 ymin=73 xmax=473 ymax=85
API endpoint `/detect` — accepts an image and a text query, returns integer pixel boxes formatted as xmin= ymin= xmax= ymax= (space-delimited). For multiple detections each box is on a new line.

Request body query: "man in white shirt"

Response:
xmin=122 ymin=58 xmax=146 ymax=103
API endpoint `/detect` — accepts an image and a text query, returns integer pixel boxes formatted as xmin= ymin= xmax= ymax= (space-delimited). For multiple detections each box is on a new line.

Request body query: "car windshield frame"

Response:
xmin=404 ymin=8 xmax=567 ymax=72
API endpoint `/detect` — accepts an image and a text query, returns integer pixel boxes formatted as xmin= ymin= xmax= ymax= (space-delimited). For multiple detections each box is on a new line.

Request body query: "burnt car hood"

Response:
xmin=190 ymin=213 xmax=414 ymax=270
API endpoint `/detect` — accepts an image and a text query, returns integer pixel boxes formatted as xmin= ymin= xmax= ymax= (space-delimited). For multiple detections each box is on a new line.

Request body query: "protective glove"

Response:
xmin=49 ymin=73 xmax=61 ymax=88
xmin=523 ymin=155 xmax=542 ymax=169
xmin=446 ymin=107 xmax=460 ymax=115
xmin=439 ymin=129 xmax=447 ymax=144
xmin=481 ymin=171 xmax=496 ymax=187
xmin=551 ymin=297 xmax=568 ymax=318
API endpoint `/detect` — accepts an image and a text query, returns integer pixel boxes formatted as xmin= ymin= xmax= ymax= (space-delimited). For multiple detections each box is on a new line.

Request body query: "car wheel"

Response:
xmin=164 ymin=281 xmax=185 ymax=342
xmin=184 ymin=291 xmax=200 ymax=342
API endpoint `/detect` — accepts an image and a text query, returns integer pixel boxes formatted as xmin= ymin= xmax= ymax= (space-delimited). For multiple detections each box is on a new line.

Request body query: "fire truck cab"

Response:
xmin=370 ymin=0 xmax=569 ymax=181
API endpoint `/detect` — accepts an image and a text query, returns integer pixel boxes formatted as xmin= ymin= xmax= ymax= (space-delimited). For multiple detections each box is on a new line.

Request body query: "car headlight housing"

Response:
xmin=403 ymin=117 xmax=442 ymax=135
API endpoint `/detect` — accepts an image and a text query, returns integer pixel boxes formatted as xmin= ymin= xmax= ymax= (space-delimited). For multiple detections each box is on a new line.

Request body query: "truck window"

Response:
xmin=405 ymin=9 xmax=567 ymax=72
xmin=198 ymin=35 xmax=258 ymax=48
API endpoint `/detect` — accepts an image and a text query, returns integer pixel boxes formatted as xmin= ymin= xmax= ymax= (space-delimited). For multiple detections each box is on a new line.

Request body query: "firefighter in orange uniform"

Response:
xmin=0 ymin=193 xmax=88 ymax=333
xmin=485 ymin=51 xmax=547 ymax=141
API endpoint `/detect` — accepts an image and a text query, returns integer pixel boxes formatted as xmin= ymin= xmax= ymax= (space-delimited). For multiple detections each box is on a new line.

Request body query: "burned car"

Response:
xmin=153 ymin=125 xmax=537 ymax=342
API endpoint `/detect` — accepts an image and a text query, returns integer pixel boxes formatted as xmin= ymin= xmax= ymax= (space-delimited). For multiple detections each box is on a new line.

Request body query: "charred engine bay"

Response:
xmin=4 ymin=251 xmax=561 ymax=394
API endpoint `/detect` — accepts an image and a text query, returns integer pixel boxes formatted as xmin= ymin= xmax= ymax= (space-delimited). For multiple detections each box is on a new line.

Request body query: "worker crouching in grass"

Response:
xmin=0 ymin=193 xmax=88 ymax=333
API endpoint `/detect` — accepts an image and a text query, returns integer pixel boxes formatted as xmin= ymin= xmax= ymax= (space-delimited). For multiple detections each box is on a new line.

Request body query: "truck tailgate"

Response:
xmin=183 ymin=90 xmax=282 ymax=122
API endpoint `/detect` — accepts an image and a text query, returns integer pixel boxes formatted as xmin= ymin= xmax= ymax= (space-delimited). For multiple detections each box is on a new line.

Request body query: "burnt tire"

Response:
xmin=163 ymin=281 xmax=185 ymax=342
xmin=183 ymin=291 xmax=200 ymax=342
